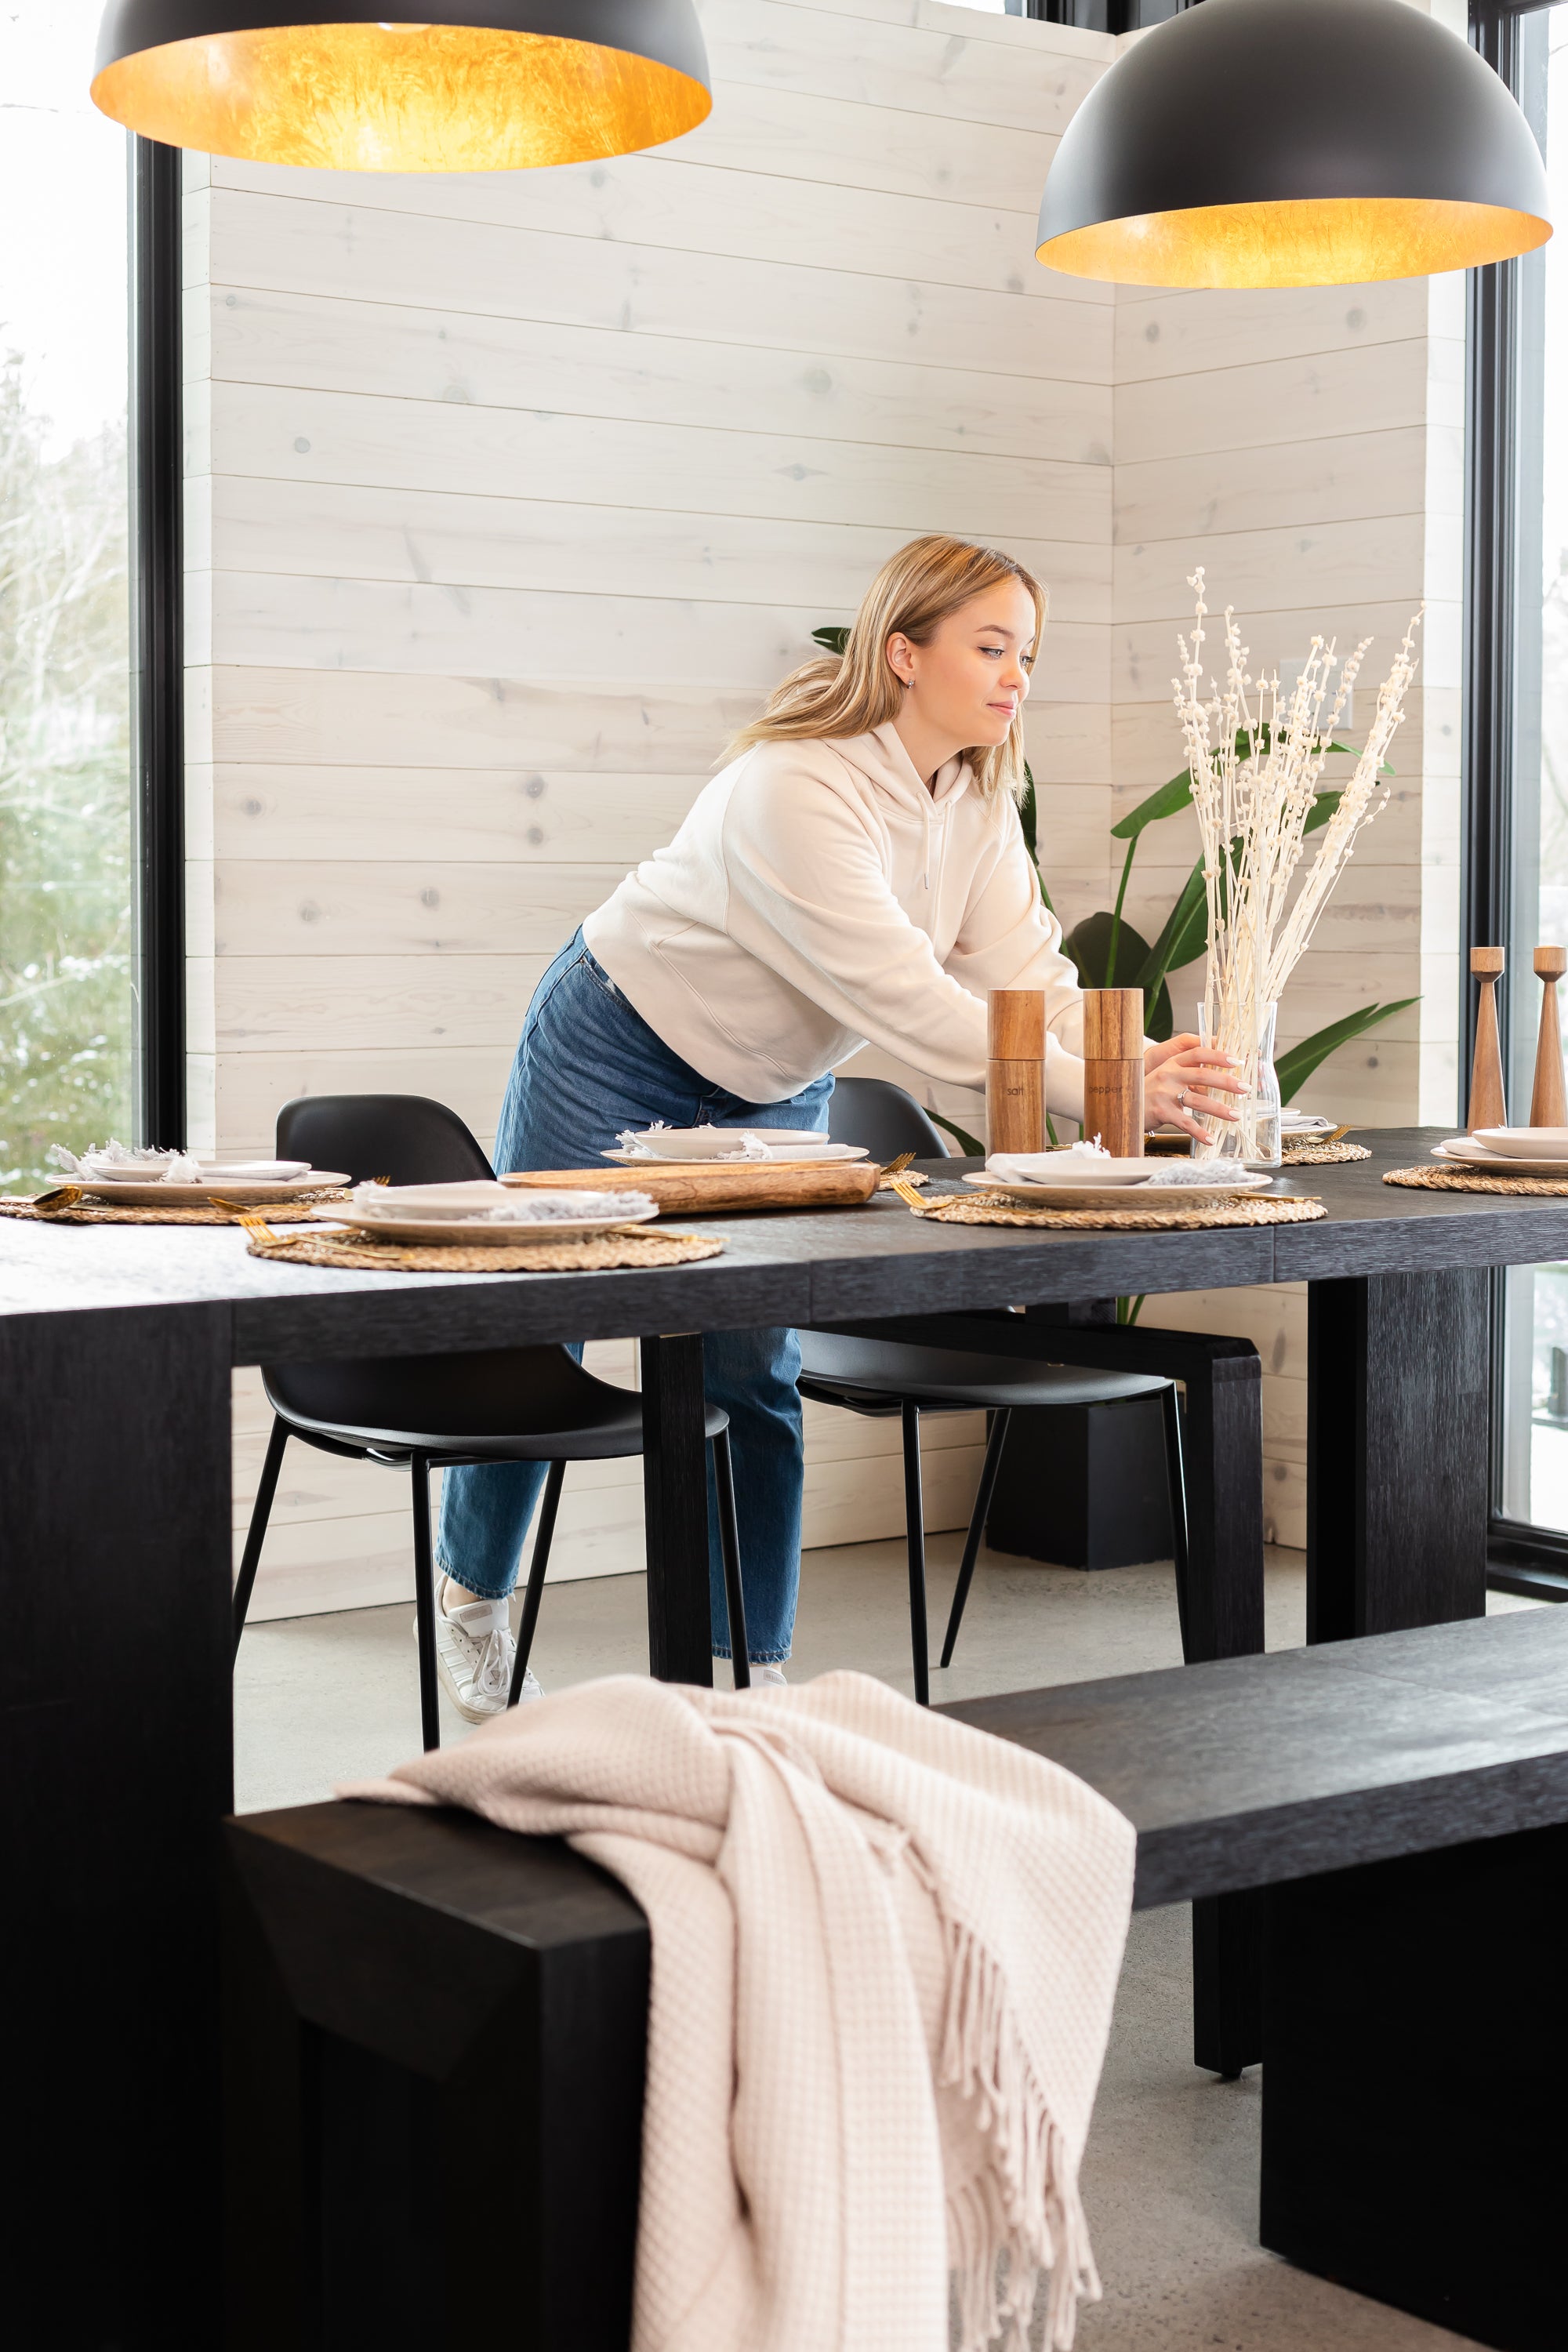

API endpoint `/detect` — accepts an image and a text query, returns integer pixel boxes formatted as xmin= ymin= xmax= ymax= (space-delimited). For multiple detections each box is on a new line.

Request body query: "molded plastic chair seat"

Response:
xmin=797 ymin=1332 xmax=1170 ymax=1416
xmin=265 ymin=1349 xmax=727 ymax=1464
xmin=826 ymin=1074 xmax=950 ymax=1161
xmin=805 ymin=1076 xmax=1189 ymax=1707
xmin=234 ymin=1091 xmax=752 ymax=1746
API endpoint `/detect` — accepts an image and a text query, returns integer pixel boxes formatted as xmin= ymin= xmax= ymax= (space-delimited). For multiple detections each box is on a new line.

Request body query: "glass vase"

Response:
xmin=1196 ymin=1000 xmax=1282 ymax=1168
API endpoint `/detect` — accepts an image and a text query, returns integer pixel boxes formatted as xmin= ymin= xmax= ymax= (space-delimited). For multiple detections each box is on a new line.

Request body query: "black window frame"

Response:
xmin=130 ymin=136 xmax=185 ymax=1149
xmin=1466 ymin=0 xmax=1568 ymax=1600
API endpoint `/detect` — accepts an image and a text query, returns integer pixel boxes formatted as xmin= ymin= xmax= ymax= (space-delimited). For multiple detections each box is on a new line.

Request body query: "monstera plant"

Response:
xmin=811 ymin=623 xmax=1415 ymax=1131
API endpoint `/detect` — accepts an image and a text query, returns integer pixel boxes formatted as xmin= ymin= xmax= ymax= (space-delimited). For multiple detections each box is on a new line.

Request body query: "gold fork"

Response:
xmin=877 ymin=1149 xmax=926 ymax=1210
xmin=232 ymin=1207 xmax=279 ymax=1247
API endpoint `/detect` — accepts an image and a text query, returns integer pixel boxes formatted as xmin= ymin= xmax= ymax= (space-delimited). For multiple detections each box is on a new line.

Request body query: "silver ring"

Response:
xmin=1177 ymin=1087 xmax=1189 ymax=1111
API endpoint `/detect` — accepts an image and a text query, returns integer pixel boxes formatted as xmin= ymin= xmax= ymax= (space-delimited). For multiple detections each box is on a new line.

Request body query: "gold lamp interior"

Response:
xmin=91 ymin=21 xmax=711 ymax=171
xmin=1039 ymin=195 xmax=1552 ymax=289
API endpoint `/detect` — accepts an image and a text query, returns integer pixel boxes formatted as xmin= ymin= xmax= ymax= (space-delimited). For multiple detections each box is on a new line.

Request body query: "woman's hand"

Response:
xmin=1143 ymin=1033 xmax=1246 ymax=1142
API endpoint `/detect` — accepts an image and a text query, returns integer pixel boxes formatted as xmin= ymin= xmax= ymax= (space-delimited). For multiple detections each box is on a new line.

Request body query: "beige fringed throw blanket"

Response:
xmin=345 ymin=1671 xmax=1134 ymax=2352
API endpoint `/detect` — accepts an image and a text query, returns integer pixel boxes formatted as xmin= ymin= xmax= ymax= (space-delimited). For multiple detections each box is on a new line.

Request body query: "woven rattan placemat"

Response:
xmin=913 ymin=1191 xmax=1326 ymax=1232
xmin=1280 ymin=1140 xmax=1370 ymax=1164
xmin=1385 ymin=1164 xmax=1568 ymax=1196
xmin=0 ymin=1188 xmax=351 ymax=1226
xmin=244 ymin=1227 xmax=727 ymax=1272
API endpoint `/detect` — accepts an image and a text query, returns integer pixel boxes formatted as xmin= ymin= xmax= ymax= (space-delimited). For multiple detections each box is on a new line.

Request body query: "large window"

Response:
xmin=0 ymin=2 xmax=134 ymax=1189
xmin=1471 ymin=0 xmax=1568 ymax=1586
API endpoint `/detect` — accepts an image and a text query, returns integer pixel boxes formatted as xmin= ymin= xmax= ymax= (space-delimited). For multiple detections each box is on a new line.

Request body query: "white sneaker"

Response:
xmin=753 ymin=1664 xmax=788 ymax=1693
xmin=416 ymin=1577 xmax=541 ymax=1721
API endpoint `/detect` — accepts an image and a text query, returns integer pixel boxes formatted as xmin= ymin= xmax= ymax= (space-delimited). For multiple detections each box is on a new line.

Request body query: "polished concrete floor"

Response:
xmin=236 ymin=1537 xmax=1533 ymax=2350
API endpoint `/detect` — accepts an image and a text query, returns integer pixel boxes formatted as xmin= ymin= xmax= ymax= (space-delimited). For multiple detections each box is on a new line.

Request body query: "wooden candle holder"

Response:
xmin=1083 ymin=989 xmax=1145 ymax=1156
xmin=986 ymin=989 xmax=1045 ymax=1156
xmin=1468 ymin=949 xmax=1507 ymax=1134
xmin=1531 ymin=947 xmax=1568 ymax=1127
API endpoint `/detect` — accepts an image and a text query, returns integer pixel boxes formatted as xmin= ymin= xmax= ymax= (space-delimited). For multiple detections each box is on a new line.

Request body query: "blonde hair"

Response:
xmin=727 ymin=534 xmax=1045 ymax=800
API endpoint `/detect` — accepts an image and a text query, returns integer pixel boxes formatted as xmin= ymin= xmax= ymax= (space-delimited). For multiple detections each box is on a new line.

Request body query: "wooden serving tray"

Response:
xmin=503 ymin=1160 xmax=881 ymax=1214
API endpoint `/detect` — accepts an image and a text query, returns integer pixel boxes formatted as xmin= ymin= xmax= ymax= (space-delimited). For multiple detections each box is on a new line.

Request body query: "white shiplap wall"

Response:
xmin=184 ymin=0 xmax=1119 ymax=1615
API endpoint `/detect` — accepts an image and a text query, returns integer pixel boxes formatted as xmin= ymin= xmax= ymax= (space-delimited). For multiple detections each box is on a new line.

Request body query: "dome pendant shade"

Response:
xmin=91 ymin=0 xmax=711 ymax=170
xmin=1036 ymin=0 xmax=1550 ymax=289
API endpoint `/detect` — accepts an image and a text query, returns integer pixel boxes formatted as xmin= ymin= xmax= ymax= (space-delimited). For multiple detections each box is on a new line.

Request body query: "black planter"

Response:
xmin=984 ymin=1392 xmax=1174 ymax=1570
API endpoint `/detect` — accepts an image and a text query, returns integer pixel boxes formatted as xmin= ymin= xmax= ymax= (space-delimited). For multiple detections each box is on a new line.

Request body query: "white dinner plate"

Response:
xmin=71 ymin=1171 xmax=349 ymax=1207
xmin=1433 ymin=1138 xmax=1568 ymax=1175
xmin=966 ymin=1171 xmax=1275 ymax=1209
xmin=1472 ymin=1127 xmax=1568 ymax=1160
xmin=321 ymin=1206 xmax=660 ymax=1245
xmin=604 ymin=1142 xmax=868 ymax=1167
xmin=616 ymin=1126 xmax=837 ymax=1160
xmin=984 ymin=1154 xmax=1167 ymax=1189
xmin=326 ymin=1180 xmax=660 ymax=1245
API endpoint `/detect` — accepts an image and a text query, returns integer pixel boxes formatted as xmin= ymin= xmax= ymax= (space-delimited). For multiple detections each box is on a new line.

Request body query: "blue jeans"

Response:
xmin=435 ymin=933 xmax=832 ymax=1661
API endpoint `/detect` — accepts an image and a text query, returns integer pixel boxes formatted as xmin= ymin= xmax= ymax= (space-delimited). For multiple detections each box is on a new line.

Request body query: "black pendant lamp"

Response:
xmin=1037 ymin=0 xmax=1550 ymax=289
xmin=91 ymin=0 xmax=711 ymax=171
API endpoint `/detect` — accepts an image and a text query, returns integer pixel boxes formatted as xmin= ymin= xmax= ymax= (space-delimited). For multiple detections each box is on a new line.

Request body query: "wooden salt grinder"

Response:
xmin=1531 ymin=946 xmax=1568 ymax=1127
xmin=1468 ymin=949 xmax=1507 ymax=1134
xmin=986 ymin=989 xmax=1046 ymax=1155
xmin=1083 ymin=989 xmax=1146 ymax=1156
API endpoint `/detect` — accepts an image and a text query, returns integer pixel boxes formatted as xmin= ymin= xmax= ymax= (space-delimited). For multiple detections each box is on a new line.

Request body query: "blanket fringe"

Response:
xmin=941 ymin=1921 xmax=1101 ymax=2352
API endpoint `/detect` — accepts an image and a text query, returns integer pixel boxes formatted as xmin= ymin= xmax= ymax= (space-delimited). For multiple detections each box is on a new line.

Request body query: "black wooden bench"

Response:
xmin=223 ymin=1607 xmax=1568 ymax=2352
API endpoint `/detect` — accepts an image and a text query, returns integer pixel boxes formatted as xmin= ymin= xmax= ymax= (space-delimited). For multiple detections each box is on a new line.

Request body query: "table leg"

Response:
xmin=0 ymin=1303 xmax=233 ymax=2347
xmin=1261 ymin=1822 xmax=1567 ymax=2350
xmin=1308 ymin=1270 xmax=1490 ymax=1641
xmin=640 ymin=1334 xmax=713 ymax=1685
xmin=1171 ymin=1345 xmax=1266 ymax=2078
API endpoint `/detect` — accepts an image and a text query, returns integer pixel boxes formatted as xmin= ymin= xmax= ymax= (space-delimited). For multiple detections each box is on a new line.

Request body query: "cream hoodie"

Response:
xmin=583 ymin=722 xmax=1088 ymax=1116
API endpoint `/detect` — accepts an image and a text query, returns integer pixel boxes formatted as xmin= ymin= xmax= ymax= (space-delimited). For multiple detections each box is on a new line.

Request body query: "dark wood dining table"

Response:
xmin=2 ymin=1126 xmax=1552 ymax=2347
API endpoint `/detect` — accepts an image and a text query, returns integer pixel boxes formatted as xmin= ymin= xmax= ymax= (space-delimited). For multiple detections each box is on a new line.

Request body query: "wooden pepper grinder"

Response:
xmin=1467 ymin=948 xmax=1507 ymax=1134
xmin=1531 ymin=946 xmax=1568 ymax=1127
xmin=1083 ymin=989 xmax=1145 ymax=1156
xmin=986 ymin=989 xmax=1045 ymax=1155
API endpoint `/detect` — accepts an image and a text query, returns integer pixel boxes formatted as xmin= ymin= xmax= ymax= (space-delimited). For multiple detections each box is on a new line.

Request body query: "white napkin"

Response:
xmin=350 ymin=1182 xmax=652 ymax=1225
xmin=49 ymin=1139 xmax=207 ymax=1184
xmin=1142 ymin=1161 xmax=1270 ymax=1189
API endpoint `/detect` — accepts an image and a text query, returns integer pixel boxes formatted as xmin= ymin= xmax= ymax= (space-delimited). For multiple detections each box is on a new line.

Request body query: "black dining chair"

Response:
xmin=231 ymin=1093 xmax=750 ymax=1746
xmin=801 ymin=1076 xmax=1189 ymax=1704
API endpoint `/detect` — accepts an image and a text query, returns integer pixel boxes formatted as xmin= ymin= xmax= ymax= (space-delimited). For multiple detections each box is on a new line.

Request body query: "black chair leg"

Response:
xmin=902 ymin=1401 xmax=930 ymax=1706
xmin=510 ymin=1459 xmax=564 ymax=1704
xmin=939 ymin=1406 xmax=1012 ymax=1670
xmin=233 ymin=1414 xmax=289 ymax=1658
xmin=711 ymin=1428 xmax=750 ymax=1689
xmin=409 ymin=1451 xmax=441 ymax=1752
xmin=1161 ymin=1382 xmax=1192 ymax=1657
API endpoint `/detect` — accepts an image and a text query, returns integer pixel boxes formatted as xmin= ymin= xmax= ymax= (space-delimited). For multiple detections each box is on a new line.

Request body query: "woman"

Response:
xmin=429 ymin=535 xmax=1237 ymax=1717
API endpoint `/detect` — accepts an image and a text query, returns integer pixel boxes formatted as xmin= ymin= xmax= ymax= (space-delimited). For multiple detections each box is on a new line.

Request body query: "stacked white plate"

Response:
xmin=65 ymin=1159 xmax=349 ymax=1207
xmin=1433 ymin=1128 xmax=1568 ymax=1174
xmin=1279 ymin=1111 xmax=1338 ymax=1137
xmin=973 ymin=1152 xmax=1276 ymax=1210
xmin=607 ymin=1126 xmax=866 ymax=1166
xmin=320 ymin=1180 xmax=659 ymax=1246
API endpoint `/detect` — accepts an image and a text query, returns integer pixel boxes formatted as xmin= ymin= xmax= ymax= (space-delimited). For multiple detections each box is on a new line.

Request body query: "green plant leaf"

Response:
xmin=1303 ymin=789 xmax=1342 ymax=835
xmin=1065 ymin=911 xmax=1173 ymax=1040
xmin=1135 ymin=861 xmax=1210 ymax=1004
xmin=927 ymin=1109 xmax=984 ymax=1158
xmin=1110 ymin=769 xmax=1193 ymax=841
xmin=811 ymin=625 xmax=850 ymax=655
xmin=1275 ymin=998 xmax=1418 ymax=1105
xmin=1018 ymin=761 xmax=1053 ymax=912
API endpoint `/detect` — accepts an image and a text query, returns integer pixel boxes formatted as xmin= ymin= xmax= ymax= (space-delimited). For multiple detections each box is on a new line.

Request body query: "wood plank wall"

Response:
xmin=185 ymin=0 xmax=1464 ymax=1599
xmin=183 ymin=0 xmax=1119 ymax=1616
